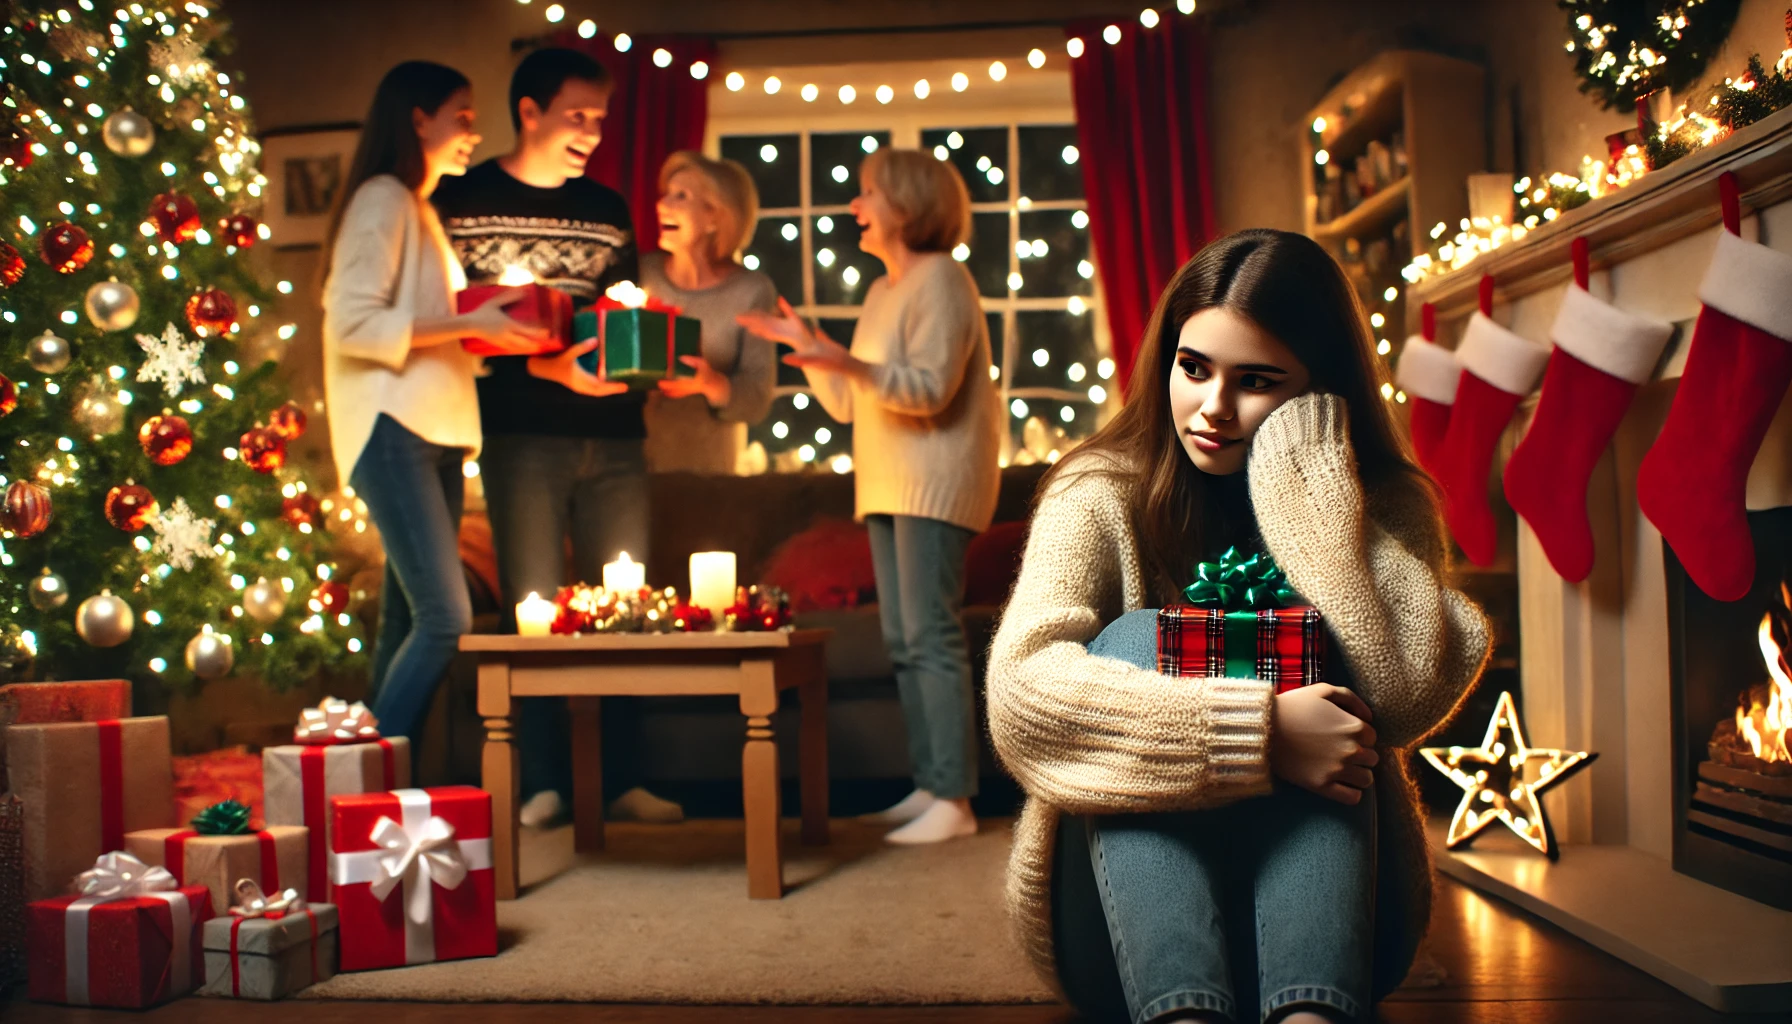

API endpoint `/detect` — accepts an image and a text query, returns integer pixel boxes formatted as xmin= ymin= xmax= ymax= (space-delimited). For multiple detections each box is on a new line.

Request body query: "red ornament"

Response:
xmin=281 ymin=491 xmax=322 ymax=527
xmin=1 ymin=123 xmax=32 ymax=169
xmin=0 ymin=242 xmax=24 ymax=287
xmin=0 ymin=372 xmax=15 ymax=416
xmin=219 ymin=213 xmax=258 ymax=248
xmin=40 ymin=222 xmax=93 ymax=274
xmin=268 ymin=400 xmax=307 ymax=440
xmin=104 ymin=482 xmax=158 ymax=532
xmin=150 ymin=190 xmax=201 ymax=243
xmin=312 ymin=580 xmax=350 ymax=615
xmin=184 ymin=288 xmax=237 ymax=336
xmin=2 ymin=480 xmax=52 ymax=538
xmin=139 ymin=413 xmax=193 ymax=466
xmin=239 ymin=425 xmax=286 ymax=473
xmin=670 ymin=603 xmax=714 ymax=632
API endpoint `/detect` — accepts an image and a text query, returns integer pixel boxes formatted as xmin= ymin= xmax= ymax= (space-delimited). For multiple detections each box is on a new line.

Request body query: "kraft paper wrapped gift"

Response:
xmin=124 ymin=825 xmax=309 ymax=912
xmin=201 ymin=897 xmax=338 ymax=1000
xmin=26 ymin=853 xmax=212 ymax=1009
xmin=263 ymin=735 xmax=410 ymax=903
xmin=6 ymin=716 xmax=175 ymax=901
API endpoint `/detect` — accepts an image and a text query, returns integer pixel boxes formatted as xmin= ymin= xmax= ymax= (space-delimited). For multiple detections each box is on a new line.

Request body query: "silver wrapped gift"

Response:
xmin=200 ymin=902 xmax=338 ymax=1000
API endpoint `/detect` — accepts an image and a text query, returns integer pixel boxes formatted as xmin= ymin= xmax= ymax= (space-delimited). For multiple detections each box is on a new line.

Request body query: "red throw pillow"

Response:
xmin=760 ymin=519 xmax=878 ymax=613
xmin=963 ymin=520 xmax=1028 ymax=607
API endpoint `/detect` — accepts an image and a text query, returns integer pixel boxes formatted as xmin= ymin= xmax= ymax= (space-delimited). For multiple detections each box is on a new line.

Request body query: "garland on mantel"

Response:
xmin=1561 ymin=0 xmax=1743 ymax=112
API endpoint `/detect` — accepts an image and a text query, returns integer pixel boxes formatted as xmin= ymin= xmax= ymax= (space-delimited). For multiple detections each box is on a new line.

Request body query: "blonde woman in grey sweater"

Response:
xmin=988 ymin=230 xmax=1491 ymax=1023
xmin=740 ymin=149 xmax=1002 ymax=844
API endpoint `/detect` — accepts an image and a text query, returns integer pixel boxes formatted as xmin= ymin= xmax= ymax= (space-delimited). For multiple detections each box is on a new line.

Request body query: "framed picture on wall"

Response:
xmin=259 ymin=123 xmax=360 ymax=249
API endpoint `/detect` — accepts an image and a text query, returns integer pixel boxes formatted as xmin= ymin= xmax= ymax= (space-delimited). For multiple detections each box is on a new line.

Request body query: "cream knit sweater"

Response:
xmin=987 ymin=393 xmax=1492 ymax=997
xmin=805 ymin=252 xmax=1002 ymax=533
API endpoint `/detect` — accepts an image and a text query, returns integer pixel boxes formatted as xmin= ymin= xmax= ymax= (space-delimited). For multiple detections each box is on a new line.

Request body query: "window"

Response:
xmin=713 ymin=95 xmax=1112 ymax=474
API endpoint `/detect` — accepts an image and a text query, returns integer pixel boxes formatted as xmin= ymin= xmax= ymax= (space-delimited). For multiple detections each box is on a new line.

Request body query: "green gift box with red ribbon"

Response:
xmin=573 ymin=288 xmax=701 ymax=389
xmin=1157 ymin=547 xmax=1327 ymax=692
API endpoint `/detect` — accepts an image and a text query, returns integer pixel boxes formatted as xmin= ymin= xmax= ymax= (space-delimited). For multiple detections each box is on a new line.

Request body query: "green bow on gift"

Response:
xmin=1183 ymin=546 xmax=1297 ymax=611
xmin=190 ymin=798 xmax=253 ymax=836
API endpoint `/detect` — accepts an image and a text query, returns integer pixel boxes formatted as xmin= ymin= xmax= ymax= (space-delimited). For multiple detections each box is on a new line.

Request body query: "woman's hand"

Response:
xmin=736 ymin=296 xmax=814 ymax=350
xmin=462 ymin=286 xmax=552 ymax=355
xmin=657 ymin=355 xmax=731 ymax=406
xmin=739 ymin=297 xmax=869 ymax=379
xmin=1268 ymin=683 xmax=1379 ymax=805
xmin=527 ymin=338 xmax=629 ymax=398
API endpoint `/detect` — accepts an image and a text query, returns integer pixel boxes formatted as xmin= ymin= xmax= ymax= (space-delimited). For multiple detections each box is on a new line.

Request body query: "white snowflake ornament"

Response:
xmin=149 ymin=33 xmax=208 ymax=82
xmin=150 ymin=497 xmax=217 ymax=571
xmin=136 ymin=323 xmax=206 ymax=397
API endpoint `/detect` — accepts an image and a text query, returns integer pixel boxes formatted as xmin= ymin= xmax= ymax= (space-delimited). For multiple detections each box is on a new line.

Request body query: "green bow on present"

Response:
xmin=1183 ymin=546 xmax=1297 ymax=611
xmin=190 ymin=798 xmax=253 ymax=836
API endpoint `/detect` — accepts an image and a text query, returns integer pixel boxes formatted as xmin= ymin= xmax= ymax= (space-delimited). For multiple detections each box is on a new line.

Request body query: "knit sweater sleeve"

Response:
xmin=715 ymin=274 xmax=779 ymax=424
xmin=865 ymin=257 xmax=980 ymax=418
xmin=986 ymin=467 xmax=1275 ymax=815
xmin=323 ymin=177 xmax=416 ymax=372
xmin=1248 ymin=393 xmax=1492 ymax=748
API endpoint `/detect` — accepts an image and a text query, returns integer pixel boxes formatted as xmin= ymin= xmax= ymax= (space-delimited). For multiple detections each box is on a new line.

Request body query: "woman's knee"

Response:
xmin=411 ymin=585 xmax=474 ymax=640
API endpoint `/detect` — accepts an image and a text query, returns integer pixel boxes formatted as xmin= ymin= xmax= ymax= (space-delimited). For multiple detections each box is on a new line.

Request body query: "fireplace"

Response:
xmin=1667 ymin=507 xmax=1792 ymax=912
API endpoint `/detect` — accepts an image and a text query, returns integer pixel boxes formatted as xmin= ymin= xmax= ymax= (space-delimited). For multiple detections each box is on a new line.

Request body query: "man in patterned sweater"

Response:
xmin=434 ymin=47 xmax=683 ymax=829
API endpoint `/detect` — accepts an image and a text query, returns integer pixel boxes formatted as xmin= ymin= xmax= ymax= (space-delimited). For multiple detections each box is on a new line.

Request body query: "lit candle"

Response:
xmin=602 ymin=552 xmax=646 ymax=595
xmin=689 ymin=551 xmax=737 ymax=613
xmin=516 ymin=591 xmax=556 ymax=636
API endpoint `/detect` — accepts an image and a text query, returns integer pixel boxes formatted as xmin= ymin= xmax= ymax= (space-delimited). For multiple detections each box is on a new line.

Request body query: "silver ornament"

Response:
xmin=185 ymin=625 xmax=234 ymax=679
xmin=84 ymin=280 xmax=140 ymax=331
xmin=73 ymin=375 xmax=126 ymax=436
xmin=27 ymin=332 xmax=71 ymax=374
xmin=101 ymin=109 xmax=156 ymax=157
xmin=28 ymin=570 xmax=69 ymax=611
xmin=76 ymin=589 xmax=134 ymax=647
xmin=243 ymin=577 xmax=287 ymax=624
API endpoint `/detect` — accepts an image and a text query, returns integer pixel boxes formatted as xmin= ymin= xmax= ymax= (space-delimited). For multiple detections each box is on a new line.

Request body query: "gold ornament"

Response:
xmin=75 ymin=590 xmax=135 ymax=648
xmin=73 ymin=375 xmax=126 ymax=437
xmin=101 ymin=110 xmax=157 ymax=157
xmin=26 ymin=332 xmax=71 ymax=374
xmin=243 ymin=577 xmax=287 ymax=624
xmin=85 ymin=280 xmax=141 ymax=330
xmin=1420 ymin=691 xmax=1597 ymax=858
xmin=28 ymin=570 xmax=68 ymax=611
xmin=184 ymin=625 xmax=234 ymax=680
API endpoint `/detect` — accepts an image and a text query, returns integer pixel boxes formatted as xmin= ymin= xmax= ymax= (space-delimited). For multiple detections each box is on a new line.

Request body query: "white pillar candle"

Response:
xmin=602 ymin=552 xmax=646 ymax=595
xmin=516 ymin=592 xmax=556 ymax=636
xmin=689 ymin=551 xmax=737 ymax=613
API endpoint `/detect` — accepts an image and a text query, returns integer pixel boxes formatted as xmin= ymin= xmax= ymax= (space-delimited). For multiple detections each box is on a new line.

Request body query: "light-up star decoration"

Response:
xmin=1420 ymin=691 xmax=1597 ymax=859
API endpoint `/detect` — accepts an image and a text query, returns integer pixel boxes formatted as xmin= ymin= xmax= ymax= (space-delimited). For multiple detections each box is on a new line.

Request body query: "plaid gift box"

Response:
xmin=1157 ymin=546 xmax=1327 ymax=693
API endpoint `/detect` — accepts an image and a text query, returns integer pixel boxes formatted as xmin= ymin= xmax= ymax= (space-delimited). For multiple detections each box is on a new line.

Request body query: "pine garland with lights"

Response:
xmin=1561 ymin=0 xmax=1743 ymax=112
xmin=0 ymin=1 xmax=364 ymax=689
xmin=1710 ymin=52 xmax=1792 ymax=132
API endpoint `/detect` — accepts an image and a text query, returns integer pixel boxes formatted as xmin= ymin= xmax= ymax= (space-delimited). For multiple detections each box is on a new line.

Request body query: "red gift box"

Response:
xmin=327 ymin=786 xmax=496 ymax=971
xmin=0 ymin=680 xmax=131 ymax=723
xmin=27 ymin=858 xmax=212 ymax=1008
xmin=1156 ymin=605 xmax=1328 ymax=693
xmin=457 ymin=282 xmax=571 ymax=355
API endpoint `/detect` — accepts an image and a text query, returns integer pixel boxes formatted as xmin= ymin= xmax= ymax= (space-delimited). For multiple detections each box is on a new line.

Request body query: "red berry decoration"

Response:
xmin=139 ymin=413 xmax=193 ymax=466
xmin=1 ymin=123 xmax=32 ymax=169
xmin=219 ymin=213 xmax=258 ymax=248
xmin=312 ymin=580 xmax=350 ymax=615
xmin=0 ymin=242 xmax=24 ymax=287
xmin=281 ymin=491 xmax=322 ymax=528
xmin=268 ymin=400 xmax=307 ymax=440
xmin=2 ymin=480 xmax=53 ymax=538
xmin=239 ymin=425 xmax=286 ymax=474
xmin=104 ymin=482 xmax=158 ymax=532
xmin=40 ymin=222 xmax=93 ymax=274
xmin=0 ymin=373 xmax=15 ymax=416
xmin=150 ymin=190 xmax=201 ymax=243
xmin=184 ymin=288 xmax=237 ymax=336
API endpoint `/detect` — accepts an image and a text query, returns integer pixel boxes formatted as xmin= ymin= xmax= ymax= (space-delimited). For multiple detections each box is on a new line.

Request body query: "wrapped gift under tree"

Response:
xmin=200 ymin=880 xmax=338 ymax=1000
xmin=125 ymin=799 xmax=309 ymax=911
xmin=27 ymin=852 xmax=212 ymax=1009
xmin=1157 ymin=547 xmax=1328 ymax=692
xmin=573 ymin=280 xmax=701 ymax=388
xmin=457 ymin=281 xmax=572 ymax=356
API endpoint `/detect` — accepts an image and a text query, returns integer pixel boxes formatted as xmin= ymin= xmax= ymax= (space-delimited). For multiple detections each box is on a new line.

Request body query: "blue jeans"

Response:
xmin=1052 ymin=609 xmax=1375 ymax=1024
xmin=865 ymin=514 xmax=978 ymax=800
xmin=481 ymin=433 xmax=650 ymax=804
xmin=352 ymin=415 xmax=473 ymax=744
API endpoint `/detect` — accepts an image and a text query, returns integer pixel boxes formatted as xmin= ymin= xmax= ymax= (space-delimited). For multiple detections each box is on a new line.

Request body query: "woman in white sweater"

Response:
xmin=740 ymin=149 xmax=1002 ymax=844
xmin=321 ymin=62 xmax=588 ymax=742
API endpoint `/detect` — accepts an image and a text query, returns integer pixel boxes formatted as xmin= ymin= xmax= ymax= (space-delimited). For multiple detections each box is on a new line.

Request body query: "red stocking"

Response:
xmin=1637 ymin=224 xmax=1792 ymax=601
xmin=1395 ymin=334 xmax=1458 ymax=475
xmin=1503 ymin=249 xmax=1673 ymax=582
xmin=1434 ymin=312 xmax=1550 ymax=566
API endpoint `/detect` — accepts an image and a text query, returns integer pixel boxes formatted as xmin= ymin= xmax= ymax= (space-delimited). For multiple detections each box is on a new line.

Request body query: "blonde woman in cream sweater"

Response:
xmin=988 ymin=230 xmax=1491 ymax=1023
xmin=740 ymin=149 xmax=1002 ymax=844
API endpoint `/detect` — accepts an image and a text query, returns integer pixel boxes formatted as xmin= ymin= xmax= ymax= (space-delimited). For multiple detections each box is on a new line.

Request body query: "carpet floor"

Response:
xmin=301 ymin=818 xmax=1053 ymax=1004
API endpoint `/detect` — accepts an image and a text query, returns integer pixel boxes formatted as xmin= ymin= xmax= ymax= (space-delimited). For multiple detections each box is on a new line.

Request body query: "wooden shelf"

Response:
xmin=1314 ymin=176 xmax=1411 ymax=241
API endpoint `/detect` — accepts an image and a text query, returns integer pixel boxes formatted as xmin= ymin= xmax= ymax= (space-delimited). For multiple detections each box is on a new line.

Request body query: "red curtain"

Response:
xmin=555 ymin=32 xmax=717 ymax=256
xmin=1068 ymin=16 xmax=1215 ymax=395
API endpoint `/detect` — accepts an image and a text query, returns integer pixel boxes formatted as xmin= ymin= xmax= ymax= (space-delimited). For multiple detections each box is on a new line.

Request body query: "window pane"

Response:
xmin=921 ymin=126 xmax=1008 ymax=204
xmin=749 ymin=392 xmax=851 ymax=463
xmin=986 ymin=312 xmax=1005 ymax=376
xmin=812 ymin=216 xmax=881 ymax=307
xmin=811 ymin=131 xmax=890 ymax=207
xmin=964 ymin=211 xmax=1009 ymax=298
xmin=1017 ymin=208 xmax=1093 ymax=298
xmin=1018 ymin=125 xmax=1083 ymax=202
xmin=1010 ymin=310 xmax=1099 ymax=391
xmin=1007 ymin=399 xmax=1096 ymax=462
xmin=721 ymin=133 xmax=800 ymax=210
xmin=742 ymin=216 xmax=803 ymax=306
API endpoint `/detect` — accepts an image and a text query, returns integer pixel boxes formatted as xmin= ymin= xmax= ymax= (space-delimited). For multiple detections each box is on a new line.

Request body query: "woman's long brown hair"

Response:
xmin=1042 ymin=228 xmax=1437 ymax=603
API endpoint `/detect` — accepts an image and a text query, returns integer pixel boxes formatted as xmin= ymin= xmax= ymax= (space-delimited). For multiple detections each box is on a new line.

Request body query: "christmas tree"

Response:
xmin=0 ymin=1 xmax=364 ymax=689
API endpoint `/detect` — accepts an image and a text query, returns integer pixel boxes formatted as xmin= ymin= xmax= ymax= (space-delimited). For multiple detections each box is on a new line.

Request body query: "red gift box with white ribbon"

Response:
xmin=327 ymin=786 xmax=496 ymax=971
xmin=26 ymin=852 xmax=213 ymax=1008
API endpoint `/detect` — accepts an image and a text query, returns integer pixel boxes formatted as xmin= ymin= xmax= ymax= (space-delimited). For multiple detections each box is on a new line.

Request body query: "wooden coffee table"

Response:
xmin=461 ymin=629 xmax=831 ymax=900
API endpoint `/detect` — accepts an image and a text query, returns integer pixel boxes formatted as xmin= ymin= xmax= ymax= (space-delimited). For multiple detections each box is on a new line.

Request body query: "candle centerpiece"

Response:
xmin=689 ymin=552 xmax=738 ymax=616
xmin=515 ymin=592 xmax=556 ymax=636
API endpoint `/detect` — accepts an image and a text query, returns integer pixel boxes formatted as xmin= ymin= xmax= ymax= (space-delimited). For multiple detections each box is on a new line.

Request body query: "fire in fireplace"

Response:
xmin=1692 ymin=583 xmax=1792 ymax=870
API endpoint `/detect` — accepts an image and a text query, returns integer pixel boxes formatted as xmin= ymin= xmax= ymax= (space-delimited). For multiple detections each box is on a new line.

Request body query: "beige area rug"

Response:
xmin=301 ymin=818 xmax=1054 ymax=1004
